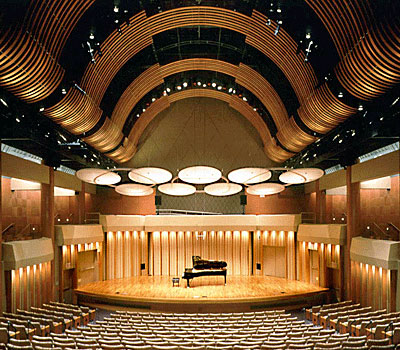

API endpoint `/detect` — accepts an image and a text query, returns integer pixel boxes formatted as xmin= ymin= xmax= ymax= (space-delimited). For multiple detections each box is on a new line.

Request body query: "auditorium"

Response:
xmin=0 ymin=0 xmax=399 ymax=349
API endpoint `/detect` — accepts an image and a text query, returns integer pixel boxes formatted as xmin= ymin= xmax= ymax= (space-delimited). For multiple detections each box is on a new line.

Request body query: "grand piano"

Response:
xmin=182 ymin=256 xmax=227 ymax=287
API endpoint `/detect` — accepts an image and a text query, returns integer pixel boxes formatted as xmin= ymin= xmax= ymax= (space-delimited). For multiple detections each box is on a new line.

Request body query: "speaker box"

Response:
xmin=155 ymin=195 xmax=162 ymax=206
xmin=256 ymin=263 xmax=261 ymax=270
xmin=240 ymin=194 xmax=247 ymax=205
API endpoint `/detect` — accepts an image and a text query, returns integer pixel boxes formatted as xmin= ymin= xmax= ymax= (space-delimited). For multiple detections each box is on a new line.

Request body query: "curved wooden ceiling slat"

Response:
xmin=111 ymin=58 xmax=289 ymax=137
xmin=298 ymin=83 xmax=357 ymax=133
xmin=0 ymin=0 xmax=95 ymax=103
xmin=307 ymin=0 xmax=400 ymax=100
xmin=1 ymin=1 xmax=398 ymax=164
xmin=43 ymin=89 xmax=102 ymax=134
xmin=277 ymin=117 xmax=317 ymax=153
xmin=81 ymin=7 xmax=315 ymax=120
xmin=82 ymin=117 xmax=124 ymax=153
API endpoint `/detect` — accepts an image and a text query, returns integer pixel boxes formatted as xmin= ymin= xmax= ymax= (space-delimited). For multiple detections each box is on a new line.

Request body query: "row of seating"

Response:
xmin=3 ymin=303 xmax=398 ymax=349
xmin=307 ymin=300 xmax=400 ymax=348
xmin=0 ymin=303 xmax=95 ymax=346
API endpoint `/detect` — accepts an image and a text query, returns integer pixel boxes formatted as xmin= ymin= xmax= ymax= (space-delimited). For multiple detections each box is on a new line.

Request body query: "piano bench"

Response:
xmin=172 ymin=277 xmax=180 ymax=287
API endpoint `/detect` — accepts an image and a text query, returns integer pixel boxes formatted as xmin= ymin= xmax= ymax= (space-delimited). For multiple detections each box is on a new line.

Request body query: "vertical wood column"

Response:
xmin=315 ymin=180 xmax=326 ymax=224
xmin=315 ymin=180 xmax=321 ymax=223
xmin=345 ymin=166 xmax=360 ymax=300
xmin=0 ymin=151 xmax=3 ymax=315
xmin=41 ymin=167 xmax=55 ymax=301
xmin=320 ymin=189 xmax=326 ymax=224
xmin=77 ymin=182 xmax=86 ymax=224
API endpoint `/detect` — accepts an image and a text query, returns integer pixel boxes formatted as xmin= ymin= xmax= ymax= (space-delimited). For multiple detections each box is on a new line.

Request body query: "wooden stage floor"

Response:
xmin=75 ymin=276 xmax=329 ymax=313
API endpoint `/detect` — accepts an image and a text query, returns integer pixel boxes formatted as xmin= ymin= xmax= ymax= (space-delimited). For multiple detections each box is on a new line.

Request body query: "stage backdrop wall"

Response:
xmin=101 ymin=214 xmax=300 ymax=280
xmin=149 ymin=230 xmax=250 ymax=276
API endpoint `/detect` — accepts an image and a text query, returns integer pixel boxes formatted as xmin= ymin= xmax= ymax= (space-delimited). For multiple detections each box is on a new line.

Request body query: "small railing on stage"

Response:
xmin=157 ymin=209 xmax=223 ymax=215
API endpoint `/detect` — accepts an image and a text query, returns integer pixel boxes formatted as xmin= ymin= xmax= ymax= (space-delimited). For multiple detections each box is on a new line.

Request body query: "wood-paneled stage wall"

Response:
xmin=102 ymin=214 xmax=301 ymax=280
xmin=5 ymin=262 xmax=52 ymax=313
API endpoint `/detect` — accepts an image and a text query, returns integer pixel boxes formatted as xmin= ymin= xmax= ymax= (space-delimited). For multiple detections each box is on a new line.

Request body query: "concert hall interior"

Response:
xmin=0 ymin=0 xmax=400 ymax=348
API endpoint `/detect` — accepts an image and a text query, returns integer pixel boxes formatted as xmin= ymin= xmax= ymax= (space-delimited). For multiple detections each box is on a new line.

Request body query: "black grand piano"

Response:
xmin=182 ymin=256 xmax=227 ymax=287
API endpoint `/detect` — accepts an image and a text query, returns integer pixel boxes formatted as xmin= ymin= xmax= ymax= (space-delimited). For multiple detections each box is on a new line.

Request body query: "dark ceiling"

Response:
xmin=0 ymin=0 xmax=399 ymax=171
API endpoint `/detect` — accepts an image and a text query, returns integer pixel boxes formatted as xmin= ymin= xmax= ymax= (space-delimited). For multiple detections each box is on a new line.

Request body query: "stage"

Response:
xmin=75 ymin=276 xmax=329 ymax=313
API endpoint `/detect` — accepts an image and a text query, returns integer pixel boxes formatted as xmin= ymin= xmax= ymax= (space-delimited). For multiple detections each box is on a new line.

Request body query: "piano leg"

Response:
xmin=186 ymin=279 xmax=190 ymax=288
xmin=224 ymin=274 xmax=226 ymax=285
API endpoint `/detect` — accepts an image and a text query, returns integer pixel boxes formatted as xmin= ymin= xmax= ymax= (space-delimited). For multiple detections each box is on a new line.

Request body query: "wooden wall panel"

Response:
xmin=146 ymin=231 xmax=251 ymax=277
xmin=254 ymin=230 xmax=296 ymax=279
xmin=105 ymin=231 xmax=146 ymax=279
xmin=351 ymin=260 xmax=393 ymax=311
xmin=8 ymin=261 xmax=52 ymax=313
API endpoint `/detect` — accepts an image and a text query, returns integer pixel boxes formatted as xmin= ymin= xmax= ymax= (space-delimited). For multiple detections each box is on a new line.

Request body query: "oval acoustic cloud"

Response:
xmin=158 ymin=183 xmax=196 ymax=196
xmin=228 ymin=168 xmax=271 ymax=184
xmin=246 ymin=183 xmax=285 ymax=196
xmin=128 ymin=167 xmax=172 ymax=185
xmin=204 ymin=183 xmax=242 ymax=196
xmin=115 ymin=183 xmax=153 ymax=196
xmin=76 ymin=168 xmax=121 ymax=185
xmin=178 ymin=166 xmax=222 ymax=184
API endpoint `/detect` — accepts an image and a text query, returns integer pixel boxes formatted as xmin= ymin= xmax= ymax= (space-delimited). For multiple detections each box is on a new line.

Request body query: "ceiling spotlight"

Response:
xmin=202 ymin=83 xmax=206 ymax=87
xmin=212 ymin=82 xmax=217 ymax=88
xmin=151 ymin=97 xmax=156 ymax=102
xmin=277 ymin=20 xmax=283 ymax=25
xmin=15 ymin=117 xmax=20 ymax=123
xmin=277 ymin=8 xmax=281 ymax=13
xmin=114 ymin=19 xmax=119 ymax=24
xmin=253 ymin=107 xmax=257 ymax=111
xmin=89 ymin=33 xmax=95 ymax=40
xmin=113 ymin=6 xmax=119 ymax=12
xmin=391 ymin=97 xmax=400 ymax=106
xmin=136 ymin=114 xmax=140 ymax=118
xmin=351 ymin=130 xmax=356 ymax=136
xmin=379 ymin=116 xmax=384 ymax=121
xmin=338 ymin=139 xmax=343 ymax=144
xmin=61 ymin=88 xmax=67 ymax=94
xmin=242 ymin=96 xmax=247 ymax=101
xmin=177 ymin=85 xmax=182 ymax=90
xmin=166 ymin=87 xmax=171 ymax=93
xmin=338 ymin=91 xmax=343 ymax=98
xmin=306 ymin=32 xmax=311 ymax=39
xmin=39 ymin=107 xmax=45 ymax=112
xmin=217 ymin=86 xmax=222 ymax=90
xmin=0 ymin=98 xmax=8 ymax=107
xmin=197 ymin=81 xmax=201 ymax=86
xmin=183 ymin=82 xmax=188 ymax=88
xmin=266 ymin=19 xmax=271 ymax=26
xmin=358 ymin=104 xmax=364 ymax=111
xmin=228 ymin=87 xmax=233 ymax=93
